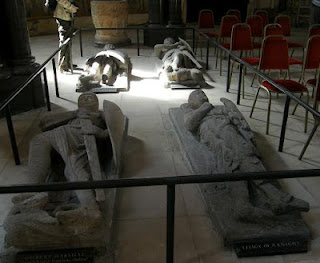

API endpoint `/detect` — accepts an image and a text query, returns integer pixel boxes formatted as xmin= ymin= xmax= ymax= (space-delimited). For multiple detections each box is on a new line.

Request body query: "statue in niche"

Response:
xmin=3 ymin=93 xmax=128 ymax=253
xmin=154 ymin=37 xmax=206 ymax=88
xmin=77 ymin=44 xmax=132 ymax=92
xmin=169 ymin=90 xmax=311 ymax=256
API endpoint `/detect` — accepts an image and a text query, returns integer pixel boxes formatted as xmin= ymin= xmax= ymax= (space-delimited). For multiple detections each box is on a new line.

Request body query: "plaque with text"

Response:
xmin=16 ymin=248 xmax=95 ymax=263
xmin=234 ymin=239 xmax=308 ymax=257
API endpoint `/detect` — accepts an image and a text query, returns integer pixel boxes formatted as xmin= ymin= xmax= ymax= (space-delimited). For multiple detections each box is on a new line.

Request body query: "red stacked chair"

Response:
xmin=254 ymin=10 xmax=269 ymax=29
xmin=196 ymin=9 xmax=218 ymax=56
xmin=249 ymin=36 xmax=309 ymax=135
xmin=246 ymin=15 xmax=264 ymax=53
xmin=264 ymin=23 xmax=303 ymax=70
xmin=216 ymin=15 xmax=240 ymax=72
xmin=227 ymin=23 xmax=260 ymax=97
xmin=309 ymin=24 xmax=320 ymax=37
xmin=275 ymin=15 xmax=304 ymax=57
xmin=227 ymin=9 xmax=241 ymax=22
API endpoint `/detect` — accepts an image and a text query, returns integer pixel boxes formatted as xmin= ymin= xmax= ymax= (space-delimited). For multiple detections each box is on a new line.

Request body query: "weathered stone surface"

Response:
xmin=77 ymin=48 xmax=131 ymax=92
xmin=155 ymin=38 xmax=206 ymax=89
xmin=2 ymin=94 xmax=128 ymax=262
xmin=169 ymin=90 xmax=311 ymax=257
xmin=91 ymin=0 xmax=131 ymax=47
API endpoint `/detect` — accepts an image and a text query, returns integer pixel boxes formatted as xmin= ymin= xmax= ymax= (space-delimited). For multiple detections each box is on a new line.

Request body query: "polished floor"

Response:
xmin=0 ymin=27 xmax=320 ymax=263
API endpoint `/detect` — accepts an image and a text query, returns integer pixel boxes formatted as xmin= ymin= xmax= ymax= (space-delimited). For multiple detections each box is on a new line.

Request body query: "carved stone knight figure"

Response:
xmin=169 ymin=90 xmax=311 ymax=256
xmin=155 ymin=38 xmax=206 ymax=88
xmin=77 ymin=44 xmax=132 ymax=91
xmin=3 ymin=93 xmax=128 ymax=258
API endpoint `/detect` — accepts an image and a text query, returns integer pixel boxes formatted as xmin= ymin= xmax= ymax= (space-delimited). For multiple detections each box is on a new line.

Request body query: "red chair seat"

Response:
xmin=261 ymin=79 xmax=308 ymax=92
xmin=204 ymin=32 xmax=218 ymax=38
xmin=222 ymin=43 xmax=230 ymax=49
xmin=253 ymin=42 xmax=262 ymax=49
xmin=306 ymin=78 xmax=319 ymax=86
xmin=288 ymin=42 xmax=304 ymax=48
xmin=289 ymin=57 xmax=303 ymax=65
xmin=242 ymin=57 xmax=260 ymax=65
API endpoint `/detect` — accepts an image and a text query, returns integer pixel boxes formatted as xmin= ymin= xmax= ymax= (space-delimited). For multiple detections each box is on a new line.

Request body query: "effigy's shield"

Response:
xmin=103 ymin=100 xmax=128 ymax=175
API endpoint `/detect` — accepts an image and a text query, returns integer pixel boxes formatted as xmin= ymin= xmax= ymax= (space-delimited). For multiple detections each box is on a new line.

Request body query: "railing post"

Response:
xmin=206 ymin=38 xmax=210 ymax=70
xmin=5 ymin=105 xmax=20 ymax=165
xmin=192 ymin=28 xmax=195 ymax=53
xmin=167 ymin=183 xmax=175 ymax=263
xmin=279 ymin=95 xmax=291 ymax=152
xmin=226 ymin=54 xmax=231 ymax=93
xmin=79 ymin=28 xmax=83 ymax=57
xmin=42 ymin=68 xmax=51 ymax=112
xmin=52 ymin=58 xmax=59 ymax=98
xmin=137 ymin=28 xmax=140 ymax=56
xmin=237 ymin=64 xmax=243 ymax=105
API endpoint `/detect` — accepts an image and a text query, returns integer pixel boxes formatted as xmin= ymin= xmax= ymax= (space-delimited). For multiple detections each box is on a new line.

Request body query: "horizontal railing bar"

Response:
xmin=0 ymin=169 xmax=319 ymax=194
xmin=79 ymin=26 xmax=194 ymax=31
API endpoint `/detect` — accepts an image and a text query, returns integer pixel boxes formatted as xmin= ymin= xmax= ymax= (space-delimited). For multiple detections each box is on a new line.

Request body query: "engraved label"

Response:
xmin=16 ymin=248 xmax=95 ymax=263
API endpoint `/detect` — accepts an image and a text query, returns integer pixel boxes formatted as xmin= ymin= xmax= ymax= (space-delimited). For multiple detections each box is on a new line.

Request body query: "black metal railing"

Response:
xmin=1 ymin=25 xmax=320 ymax=263
xmin=0 ymin=31 xmax=78 ymax=164
xmin=78 ymin=26 xmax=196 ymax=57
xmin=0 ymin=169 xmax=320 ymax=263
xmin=2 ymin=25 xmax=320 ymax=164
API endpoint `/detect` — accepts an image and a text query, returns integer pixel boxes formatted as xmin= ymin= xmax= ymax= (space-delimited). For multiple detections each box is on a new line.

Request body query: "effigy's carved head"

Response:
xmin=188 ymin=90 xmax=209 ymax=109
xmin=78 ymin=92 xmax=99 ymax=112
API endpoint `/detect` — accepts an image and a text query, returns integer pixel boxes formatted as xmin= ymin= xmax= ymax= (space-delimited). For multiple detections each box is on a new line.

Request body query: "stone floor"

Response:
xmin=0 ymin=27 xmax=320 ymax=263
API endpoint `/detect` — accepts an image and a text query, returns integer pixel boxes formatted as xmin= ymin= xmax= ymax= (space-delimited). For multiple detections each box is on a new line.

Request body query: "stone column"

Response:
xmin=4 ymin=0 xmax=35 ymax=71
xmin=148 ymin=0 xmax=162 ymax=25
xmin=168 ymin=0 xmax=182 ymax=25
xmin=91 ymin=0 xmax=131 ymax=47
xmin=0 ymin=0 xmax=44 ymax=114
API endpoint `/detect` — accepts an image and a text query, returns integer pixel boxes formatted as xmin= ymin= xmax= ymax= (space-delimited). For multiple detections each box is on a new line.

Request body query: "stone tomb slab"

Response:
xmin=168 ymin=106 xmax=311 ymax=257
xmin=16 ymin=248 xmax=95 ymax=263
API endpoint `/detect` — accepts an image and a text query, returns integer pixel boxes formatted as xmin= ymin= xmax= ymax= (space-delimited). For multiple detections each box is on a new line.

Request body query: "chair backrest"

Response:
xmin=259 ymin=35 xmax=289 ymax=70
xmin=254 ymin=10 xmax=269 ymax=28
xmin=230 ymin=23 xmax=253 ymax=51
xmin=275 ymin=15 xmax=291 ymax=36
xmin=198 ymin=9 xmax=215 ymax=29
xmin=264 ymin=23 xmax=284 ymax=37
xmin=309 ymin=24 xmax=320 ymax=37
xmin=219 ymin=15 xmax=239 ymax=38
xmin=226 ymin=9 xmax=241 ymax=22
xmin=303 ymin=35 xmax=320 ymax=70
xmin=246 ymin=15 xmax=263 ymax=38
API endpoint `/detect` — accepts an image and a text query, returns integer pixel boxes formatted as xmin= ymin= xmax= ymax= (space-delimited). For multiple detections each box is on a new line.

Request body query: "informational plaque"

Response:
xmin=16 ymin=248 xmax=95 ymax=263
xmin=234 ymin=240 xmax=308 ymax=257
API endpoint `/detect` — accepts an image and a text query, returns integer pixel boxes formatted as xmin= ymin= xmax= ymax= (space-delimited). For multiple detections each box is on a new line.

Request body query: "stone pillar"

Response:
xmin=91 ymin=0 xmax=131 ymax=47
xmin=144 ymin=0 xmax=185 ymax=47
xmin=168 ymin=0 xmax=182 ymax=25
xmin=148 ymin=0 xmax=162 ymax=25
xmin=4 ymin=0 xmax=35 ymax=70
xmin=0 ymin=0 xmax=44 ymax=114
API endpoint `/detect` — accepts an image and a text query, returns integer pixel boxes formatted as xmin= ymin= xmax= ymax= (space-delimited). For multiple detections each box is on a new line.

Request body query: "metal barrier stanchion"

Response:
xmin=166 ymin=184 xmax=175 ymax=263
xmin=5 ymin=105 xmax=20 ymax=165
xmin=42 ymin=68 xmax=51 ymax=112
xmin=279 ymin=95 xmax=291 ymax=152
xmin=137 ymin=28 xmax=140 ymax=56
xmin=52 ymin=58 xmax=59 ymax=98
xmin=226 ymin=54 xmax=231 ymax=93
xmin=80 ymin=28 xmax=83 ymax=57
xmin=192 ymin=28 xmax=195 ymax=53
xmin=237 ymin=64 xmax=243 ymax=105
xmin=206 ymin=38 xmax=210 ymax=70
